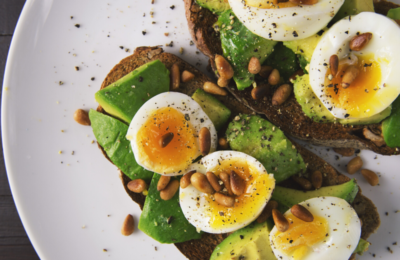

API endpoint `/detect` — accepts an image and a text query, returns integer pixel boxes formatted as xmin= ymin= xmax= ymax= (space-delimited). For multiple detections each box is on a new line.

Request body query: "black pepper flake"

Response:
xmin=292 ymin=13 xmax=297 ymax=16
xmin=170 ymin=5 xmax=175 ymax=9
xmin=272 ymin=23 xmax=277 ymax=28
xmin=142 ymin=30 xmax=147 ymax=35
xmin=364 ymin=63 xmax=372 ymax=67
xmin=292 ymin=31 xmax=298 ymax=37
xmin=387 ymin=247 xmax=393 ymax=254
xmin=167 ymin=216 xmax=173 ymax=224
xmin=200 ymin=118 xmax=204 ymax=123
xmin=70 ymin=16 xmax=74 ymax=19
xmin=119 ymin=46 xmax=124 ymax=49
xmin=385 ymin=212 xmax=389 ymax=216
xmin=190 ymin=40 xmax=194 ymax=46
xmin=219 ymin=212 xmax=224 ymax=216
xmin=254 ymin=48 xmax=258 ymax=52
xmin=184 ymin=114 xmax=190 ymax=121
xmin=345 ymin=31 xmax=349 ymax=34
xmin=240 ymin=235 xmax=244 ymax=240
xmin=138 ymin=76 xmax=143 ymax=82
xmin=289 ymin=240 xmax=293 ymax=243
xmin=344 ymin=114 xmax=350 ymax=118
xmin=91 ymin=77 xmax=95 ymax=81
xmin=74 ymin=24 xmax=80 ymax=28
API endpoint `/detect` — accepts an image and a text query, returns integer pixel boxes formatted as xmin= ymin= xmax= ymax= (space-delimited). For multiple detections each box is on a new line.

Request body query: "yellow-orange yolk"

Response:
xmin=272 ymin=213 xmax=329 ymax=260
xmin=245 ymin=0 xmax=307 ymax=9
xmin=136 ymin=107 xmax=199 ymax=174
xmin=204 ymin=158 xmax=274 ymax=229
xmin=324 ymin=54 xmax=382 ymax=118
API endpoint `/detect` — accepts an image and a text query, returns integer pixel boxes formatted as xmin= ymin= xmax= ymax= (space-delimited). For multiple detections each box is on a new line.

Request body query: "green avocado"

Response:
xmin=263 ymin=43 xmax=300 ymax=81
xmin=272 ymin=179 xmax=359 ymax=211
xmin=331 ymin=0 xmax=374 ymax=24
xmin=192 ymin=89 xmax=231 ymax=131
xmin=89 ymin=110 xmax=153 ymax=182
xmin=95 ymin=60 xmax=170 ymax=124
xmin=283 ymin=30 xmax=325 ymax=63
xmin=216 ymin=11 xmax=277 ymax=90
xmin=138 ymin=174 xmax=202 ymax=243
xmin=196 ymin=0 xmax=230 ymax=14
xmin=226 ymin=114 xmax=306 ymax=183
xmin=355 ymin=238 xmax=370 ymax=255
xmin=382 ymin=96 xmax=400 ymax=148
xmin=210 ymin=220 xmax=277 ymax=260
xmin=387 ymin=7 xmax=400 ymax=19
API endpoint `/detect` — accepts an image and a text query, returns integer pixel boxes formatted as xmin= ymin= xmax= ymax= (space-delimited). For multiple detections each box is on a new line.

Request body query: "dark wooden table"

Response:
xmin=0 ymin=1 xmax=40 ymax=259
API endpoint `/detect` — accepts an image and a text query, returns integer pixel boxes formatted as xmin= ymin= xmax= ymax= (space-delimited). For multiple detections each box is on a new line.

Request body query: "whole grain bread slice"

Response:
xmin=96 ymin=47 xmax=379 ymax=259
xmin=184 ymin=0 xmax=399 ymax=155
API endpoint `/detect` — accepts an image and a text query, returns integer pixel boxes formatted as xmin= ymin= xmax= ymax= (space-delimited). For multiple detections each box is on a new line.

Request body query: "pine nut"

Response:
xmin=157 ymin=176 xmax=171 ymax=191
xmin=199 ymin=127 xmax=211 ymax=156
xmin=259 ymin=66 xmax=273 ymax=78
xmin=74 ymin=109 xmax=91 ymax=126
xmin=127 ymin=179 xmax=148 ymax=193
xmin=159 ymin=132 xmax=174 ymax=148
xmin=291 ymin=204 xmax=314 ymax=222
xmin=251 ymin=84 xmax=269 ymax=100
xmin=292 ymin=176 xmax=312 ymax=190
xmin=329 ymin=54 xmax=339 ymax=77
xmin=272 ymin=84 xmax=292 ymax=106
xmin=203 ymin=82 xmax=227 ymax=96
xmin=206 ymin=172 xmax=223 ymax=192
xmin=363 ymin=128 xmax=386 ymax=147
xmin=347 ymin=156 xmax=363 ymax=174
xmin=191 ymin=173 xmax=215 ymax=194
xmin=181 ymin=70 xmax=195 ymax=83
xmin=217 ymin=77 xmax=229 ymax=88
xmin=248 ymin=57 xmax=261 ymax=74
xmin=215 ymin=54 xmax=234 ymax=79
xmin=361 ymin=169 xmax=379 ymax=186
xmin=268 ymin=69 xmax=280 ymax=85
xmin=171 ymin=63 xmax=180 ymax=90
xmin=272 ymin=209 xmax=289 ymax=232
xmin=350 ymin=33 xmax=373 ymax=51
xmin=257 ymin=200 xmax=278 ymax=223
xmin=218 ymin=137 xmax=229 ymax=150
xmin=333 ymin=148 xmax=355 ymax=157
xmin=121 ymin=214 xmax=135 ymax=236
xmin=219 ymin=172 xmax=233 ymax=195
xmin=180 ymin=170 xmax=196 ymax=188
xmin=214 ymin=192 xmax=235 ymax=207
xmin=341 ymin=66 xmax=359 ymax=89
xmin=230 ymin=170 xmax=245 ymax=196
xmin=311 ymin=170 xmax=323 ymax=189
xmin=160 ymin=180 xmax=180 ymax=200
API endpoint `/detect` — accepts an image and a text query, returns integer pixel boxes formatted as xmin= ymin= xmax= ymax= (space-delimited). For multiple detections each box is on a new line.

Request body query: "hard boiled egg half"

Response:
xmin=126 ymin=92 xmax=217 ymax=176
xmin=180 ymin=151 xmax=275 ymax=233
xmin=228 ymin=0 xmax=344 ymax=41
xmin=309 ymin=12 xmax=400 ymax=119
xmin=270 ymin=197 xmax=361 ymax=260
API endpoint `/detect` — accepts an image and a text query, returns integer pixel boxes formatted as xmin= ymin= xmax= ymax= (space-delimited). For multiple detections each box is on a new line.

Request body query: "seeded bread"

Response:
xmin=184 ymin=0 xmax=399 ymax=155
xmin=96 ymin=47 xmax=379 ymax=259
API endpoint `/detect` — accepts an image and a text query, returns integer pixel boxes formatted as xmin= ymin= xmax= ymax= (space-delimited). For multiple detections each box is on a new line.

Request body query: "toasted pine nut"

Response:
xmin=219 ymin=172 xmax=233 ymax=195
xmin=341 ymin=66 xmax=359 ymax=88
xmin=289 ymin=69 xmax=304 ymax=82
xmin=203 ymin=82 xmax=227 ymax=96
xmin=191 ymin=173 xmax=215 ymax=194
xmin=363 ymin=128 xmax=386 ymax=147
xmin=199 ymin=127 xmax=211 ymax=156
xmin=272 ymin=209 xmax=289 ymax=232
xmin=350 ymin=33 xmax=373 ymax=51
xmin=248 ymin=57 xmax=261 ymax=74
xmin=257 ymin=200 xmax=278 ymax=223
xmin=214 ymin=192 xmax=235 ymax=207
xmin=251 ymin=84 xmax=269 ymax=100
xmin=218 ymin=137 xmax=229 ymax=150
xmin=230 ymin=170 xmax=245 ymax=196
xmin=292 ymin=176 xmax=312 ymax=190
xmin=291 ymin=204 xmax=314 ymax=222
xmin=206 ymin=172 xmax=223 ymax=192
xmin=157 ymin=176 xmax=171 ymax=191
xmin=217 ymin=77 xmax=229 ymax=88
xmin=180 ymin=170 xmax=196 ymax=188
xmin=171 ymin=63 xmax=180 ymax=90
xmin=268 ymin=69 xmax=280 ymax=85
xmin=74 ymin=109 xmax=91 ymax=126
xmin=127 ymin=179 xmax=148 ymax=193
xmin=181 ymin=70 xmax=195 ymax=83
xmin=259 ymin=66 xmax=273 ymax=78
xmin=311 ymin=170 xmax=322 ymax=189
xmin=361 ymin=169 xmax=379 ymax=186
xmin=160 ymin=180 xmax=180 ymax=200
xmin=333 ymin=148 xmax=355 ymax=157
xmin=215 ymin=54 xmax=234 ymax=79
xmin=289 ymin=0 xmax=318 ymax=4
xmin=159 ymin=132 xmax=174 ymax=148
xmin=121 ymin=214 xmax=135 ymax=236
xmin=329 ymin=55 xmax=339 ymax=77
xmin=347 ymin=156 xmax=363 ymax=174
xmin=272 ymin=84 xmax=292 ymax=106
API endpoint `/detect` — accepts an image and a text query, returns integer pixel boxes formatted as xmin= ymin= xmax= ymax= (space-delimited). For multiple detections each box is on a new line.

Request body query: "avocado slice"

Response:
xmin=89 ymin=110 xmax=153 ymax=182
xmin=331 ymin=0 xmax=374 ymax=24
xmin=210 ymin=220 xmax=276 ymax=260
xmin=216 ymin=11 xmax=277 ymax=90
xmin=382 ymin=96 xmax=400 ymax=148
xmin=283 ymin=30 xmax=325 ymax=63
xmin=226 ymin=114 xmax=306 ymax=183
xmin=138 ymin=173 xmax=202 ymax=243
xmin=196 ymin=0 xmax=230 ymax=14
xmin=263 ymin=43 xmax=300 ymax=81
xmin=192 ymin=89 xmax=231 ymax=131
xmin=272 ymin=179 xmax=359 ymax=211
xmin=95 ymin=60 xmax=170 ymax=124
xmin=355 ymin=238 xmax=370 ymax=255
xmin=387 ymin=7 xmax=400 ymax=19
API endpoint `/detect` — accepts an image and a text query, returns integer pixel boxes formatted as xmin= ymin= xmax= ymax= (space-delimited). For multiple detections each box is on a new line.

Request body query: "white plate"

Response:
xmin=2 ymin=0 xmax=400 ymax=259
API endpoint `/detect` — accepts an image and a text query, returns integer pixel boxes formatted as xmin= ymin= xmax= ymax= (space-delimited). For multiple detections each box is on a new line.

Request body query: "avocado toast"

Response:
xmin=90 ymin=46 xmax=380 ymax=259
xmin=183 ymin=0 xmax=400 ymax=155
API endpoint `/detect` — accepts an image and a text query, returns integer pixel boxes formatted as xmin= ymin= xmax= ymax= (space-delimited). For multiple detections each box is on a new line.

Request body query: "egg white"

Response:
xmin=179 ymin=151 xmax=275 ymax=234
xmin=309 ymin=12 xmax=400 ymax=119
xmin=269 ymin=197 xmax=362 ymax=260
xmin=126 ymin=92 xmax=217 ymax=176
xmin=228 ymin=0 xmax=344 ymax=41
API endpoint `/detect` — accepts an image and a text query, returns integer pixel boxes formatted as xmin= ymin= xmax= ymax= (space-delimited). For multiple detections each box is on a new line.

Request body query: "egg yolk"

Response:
xmin=136 ymin=107 xmax=199 ymax=174
xmin=324 ymin=54 xmax=382 ymax=118
xmin=204 ymin=158 xmax=274 ymax=229
xmin=272 ymin=213 xmax=329 ymax=260
xmin=245 ymin=0 xmax=306 ymax=9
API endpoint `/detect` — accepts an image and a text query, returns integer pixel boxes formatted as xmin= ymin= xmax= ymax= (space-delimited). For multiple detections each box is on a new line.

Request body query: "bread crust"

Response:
xmin=183 ymin=0 xmax=399 ymax=155
xmin=97 ymin=47 xmax=379 ymax=259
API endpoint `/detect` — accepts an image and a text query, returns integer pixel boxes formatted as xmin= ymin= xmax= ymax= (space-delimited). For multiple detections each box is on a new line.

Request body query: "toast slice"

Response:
xmin=96 ymin=47 xmax=380 ymax=259
xmin=184 ymin=0 xmax=399 ymax=155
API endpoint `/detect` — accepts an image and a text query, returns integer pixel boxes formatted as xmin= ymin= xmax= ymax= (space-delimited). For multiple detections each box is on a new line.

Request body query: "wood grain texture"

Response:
xmin=0 ymin=0 xmax=39 ymax=259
